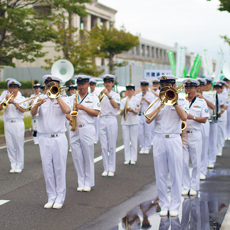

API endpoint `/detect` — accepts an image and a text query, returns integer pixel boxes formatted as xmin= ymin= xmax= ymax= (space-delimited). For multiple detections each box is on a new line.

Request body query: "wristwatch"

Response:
xmin=108 ymin=96 xmax=112 ymax=100
xmin=13 ymin=102 xmax=16 ymax=106
xmin=173 ymin=102 xmax=178 ymax=106
xmin=193 ymin=116 xmax=196 ymax=120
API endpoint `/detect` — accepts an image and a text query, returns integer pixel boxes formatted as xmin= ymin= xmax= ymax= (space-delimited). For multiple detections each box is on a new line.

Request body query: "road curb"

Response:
xmin=0 ymin=129 xmax=33 ymax=146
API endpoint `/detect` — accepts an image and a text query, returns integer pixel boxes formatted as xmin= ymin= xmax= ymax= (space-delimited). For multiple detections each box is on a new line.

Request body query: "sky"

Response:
xmin=98 ymin=0 xmax=230 ymax=62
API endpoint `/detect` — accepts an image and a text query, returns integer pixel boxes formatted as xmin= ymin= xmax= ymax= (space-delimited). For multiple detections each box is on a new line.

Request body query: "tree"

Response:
xmin=43 ymin=0 xmax=104 ymax=76
xmin=0 ymin=0 xmax=56 ymax=68
xmin=89 ymin=24 xmax=140 ymax=74
xmin=207 ymin=0 xmax=230 ymax=45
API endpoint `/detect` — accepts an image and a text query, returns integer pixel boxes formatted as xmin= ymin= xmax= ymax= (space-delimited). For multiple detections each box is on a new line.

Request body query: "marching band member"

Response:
xmin=214 ymin=82 xmax=227 ymax=157
xmin=120 ymin=84 xmax=139 ymax=165
xmin=149 ymin=78 xmax=160 ymax=145
xmin=100 ymin=74 xmax=120 ymax=177
xmin=0 ymin=80 xmax=26 ymax=173
xmin=136 ymin=80 xmax=155 ymax=154
xmin=67 ymin=75 xmax=100 ymax=192
xmin=203 ymin=77 xmax=219 ymax=168
xmin=66 ymin=84 xmax=77 ymax=152
xmin=182 ymin=79 xmax=209 ymax=197
xmin=222 ymin=77 xmax=230 ymax=140
xmin=196 ymin=78 xmax=215 ymax=180
xmin=89 ymin=78 xmax=100 ymax=144
xmin=30 ymin=83 xmax=42 ymax=145
xmin=145 ymin=75 xmax=188 ymax=217
xmin=31 ymin=75 xmax=70 ymax=209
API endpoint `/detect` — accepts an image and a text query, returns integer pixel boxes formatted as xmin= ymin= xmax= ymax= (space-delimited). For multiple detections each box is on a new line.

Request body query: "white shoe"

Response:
xmin=108 ymin=171 xmax=114 ymax=177
xmin=69 ymin=148 xmax=72 ymax=152
xmin=34 ymin=142 xmax=39 ymax=145
xmin=189 ymin=188 xmax=197 ymax=196
xmin=124 ymin=161 xmax=129 ymax=165
xmin=181 ymin=189 xmax=189 ymax=196
xmin=9 ymin=169 xmax=15 ymax=173
xmin=130 ymin=161 xmax=136 ymax=165
xmin=15 ymin=169 xmax=22 ymax=173
xmin=170 ymin=210 xmax=179 ymax=217
xmin=94 ymin=142 xmax=98 ymax=144
xmin=77 ymin=187 xmax=84 ymax=192
xmin=144 ymin=150 xmax=149 ymax=154
xmin=53 ymin=202 xmax=63 ymax=209
xmin=217 ymin=152 xmax=222 ymax=156
xmin=159 ymin=210 xmax=168 ymax=217
xmin=139 ymin=149 xmax=144 ymax=154
xmin=102 ymin=170 xmax=108 ymax=177
xmin=200 ymin=173 xmax=206 ymax=180
xmin=44 ymin=202 xmax=54 ymax=209
xmin=83 ymin=186 xmax=91 ymax=192
xmin=208 ymin=163 xmax=214 ymax=169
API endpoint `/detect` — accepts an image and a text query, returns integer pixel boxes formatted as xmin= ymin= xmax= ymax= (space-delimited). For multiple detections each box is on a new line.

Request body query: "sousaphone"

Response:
xmin=222 ymin=60 xmax=230 ymax=80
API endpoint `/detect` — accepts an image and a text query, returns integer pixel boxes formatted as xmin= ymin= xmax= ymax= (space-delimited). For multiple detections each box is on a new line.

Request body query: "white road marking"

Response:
xmin=94 ymin=145 xmax=124 ymax=163
xmin=0 ymin=200 xmax=10 ymax=206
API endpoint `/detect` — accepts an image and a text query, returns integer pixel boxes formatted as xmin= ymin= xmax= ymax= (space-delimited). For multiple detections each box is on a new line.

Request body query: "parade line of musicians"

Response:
xmin=0 ymin=74 xmax=229 ymax=216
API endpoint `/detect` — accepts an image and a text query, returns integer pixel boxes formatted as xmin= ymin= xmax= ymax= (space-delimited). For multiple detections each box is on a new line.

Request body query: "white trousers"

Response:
xmin=208 ymin=122 xmax=217 ymax=165
xmin=182 ymin=131 xmax=202 ymax=191
xmin=70 ymin=124 xmax=95 ymax=188
xmin=138 ymin=115 xmax=152 ymax=151
xmin=38 ymin=133 xmax=68 ymax=204
xmin=100 ymin=116 xmax=118 ymax=172
xmin=217 ymin=120 xmax=226 ymax=153
xmin=94 ymin=116 xmax=99 ymax=142
xmin=65 ymin=119 xmax=71 ymax=148
xmin=122 ymin=125 xmax=138 ymax=162
xmin=5 ymin=120 xmax=25 ymax=170
xmin=200 ymin=122 xmax=210 ymax=175
xmin=153 ymin=134 xmax=182 ymax=211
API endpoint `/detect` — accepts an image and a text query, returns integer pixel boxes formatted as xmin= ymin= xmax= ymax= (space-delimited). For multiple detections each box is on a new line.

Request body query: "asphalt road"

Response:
xmin=0 ymin=116 xmax=156 ymax=230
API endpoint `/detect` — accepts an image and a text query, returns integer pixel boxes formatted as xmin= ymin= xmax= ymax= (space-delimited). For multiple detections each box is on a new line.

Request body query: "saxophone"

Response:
xmin=70 ymin=90 xmax=79 ymax=132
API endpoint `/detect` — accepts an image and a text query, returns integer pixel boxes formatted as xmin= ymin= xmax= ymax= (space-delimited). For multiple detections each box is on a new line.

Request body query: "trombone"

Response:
xmin=1 ymin=93 xmax=14 ymax=109
xmin=144 ymin=83 xmax=185 ymax=121
xmin=46 ymin=82 xmax=68 ymax=99
xmin=18 ymin=94 xmax=40 ymax=110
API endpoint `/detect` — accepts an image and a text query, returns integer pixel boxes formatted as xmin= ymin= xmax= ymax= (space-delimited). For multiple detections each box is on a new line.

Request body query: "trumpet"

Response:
xmin=144 ymin=83 xmax=184 ymax=121
xmin=98 ymin=90 xmax=105 ymax=102
xmin=70 ymin=90 xmax=79 ymax=132
xmin=1 ymin=94 xmax=14 ymax=109
xmin=46 ymin=82 xmax=68 ymax=99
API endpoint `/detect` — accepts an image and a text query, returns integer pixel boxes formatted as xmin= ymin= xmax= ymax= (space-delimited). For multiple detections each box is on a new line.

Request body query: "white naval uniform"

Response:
xmin=200 ymin=95 xmax=213 ymax=176
xmin=3 ymin=93 xmax=26 ymax=170
xmin=91 ymin=89 xmax=100 ymax=142
xmin=182 ymin=97 xmax=209 ymax=191
xmin=217 ymin=93 xmax=227 ymax=154
xmin=136 ymin=91 xmax=155 ymax=152
xmin=69 ymin=93 xmax=100 ymax=188
xmin=148 ymin=97 xmax=189 ymax=212
xmin=35 ymin=95 xmax=70 ymax=205
xmin=208 ymin=92 xmax=218 ymax=166
xmin=30 ymin=93 xmax=42 ymax=144
xmin=100 ymin=91 xmax=120 ymax=173
xmin=225 ymin=88 xmax=230 ymax=139
xmin=120 ymin=96 xmax=140 ymax=162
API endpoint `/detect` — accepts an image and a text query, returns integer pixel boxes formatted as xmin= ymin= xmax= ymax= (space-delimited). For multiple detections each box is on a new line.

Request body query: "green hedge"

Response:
xmin=0 ymin=81 xmax=33 ymax=89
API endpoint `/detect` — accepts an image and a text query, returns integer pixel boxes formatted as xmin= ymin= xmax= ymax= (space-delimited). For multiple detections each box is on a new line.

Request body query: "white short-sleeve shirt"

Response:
xmin=35 ymin=95 xmax=70 ymax=134
xmin=186 ymin=97 xmax=209 ymax=131
xmin=147 ymin=97 xmax=189 ymax=134
xmin=3 ymin=93 xmax=26 ymax=121
xmin=218 ymin=93 xmax=227 ymax=122
xmin=120 ymin=96 xmax=140 ymax=125
xmin=69 ymin=92 xmax=100 ymax=125
xmin=100 ymin=91 xmax=120 ymax=117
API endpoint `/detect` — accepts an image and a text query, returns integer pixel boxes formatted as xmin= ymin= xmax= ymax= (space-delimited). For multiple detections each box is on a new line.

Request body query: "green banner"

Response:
xmin=168 ymin=50 xmax=176 ymax=76
xmin=183 ymin=67 xmax=187 ymax=78
xmin=190 ymin=54 xmax=202 ymax=79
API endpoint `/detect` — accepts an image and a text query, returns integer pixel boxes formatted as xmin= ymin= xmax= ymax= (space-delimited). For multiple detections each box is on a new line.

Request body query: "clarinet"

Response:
xmin=139 ymin=90 xmax=145 ymax=116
